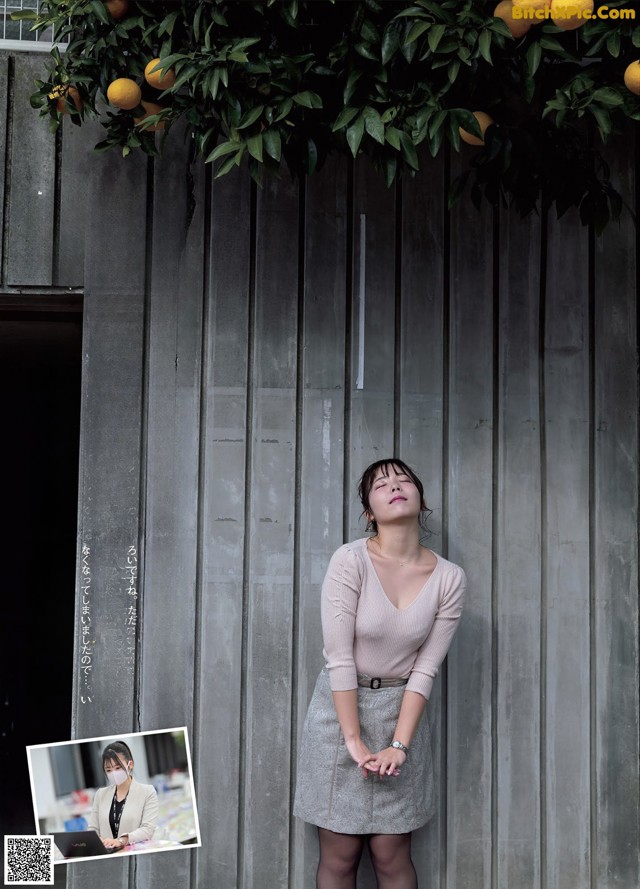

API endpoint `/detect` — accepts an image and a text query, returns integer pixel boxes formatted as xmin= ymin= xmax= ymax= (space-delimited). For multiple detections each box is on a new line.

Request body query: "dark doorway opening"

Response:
xmin=0 ymin=300 xmax=82 ymax=836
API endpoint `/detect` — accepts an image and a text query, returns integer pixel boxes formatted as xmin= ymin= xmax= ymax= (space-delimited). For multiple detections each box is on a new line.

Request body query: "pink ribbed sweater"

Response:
xmin=321 ymin=537 xmax=466 ymax=701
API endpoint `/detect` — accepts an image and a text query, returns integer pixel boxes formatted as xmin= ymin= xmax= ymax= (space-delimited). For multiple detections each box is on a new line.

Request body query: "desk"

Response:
xmin=54 ymin=838 xmax=184 ymax=862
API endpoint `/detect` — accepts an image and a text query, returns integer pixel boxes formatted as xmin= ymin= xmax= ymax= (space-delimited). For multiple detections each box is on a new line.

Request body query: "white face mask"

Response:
xmin=106 ymin=765 xmax=130 ymax=786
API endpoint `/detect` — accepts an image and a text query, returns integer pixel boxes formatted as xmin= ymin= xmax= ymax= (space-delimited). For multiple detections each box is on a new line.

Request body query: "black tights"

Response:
xmin=317 ymin=828 xmax=418 ymax=889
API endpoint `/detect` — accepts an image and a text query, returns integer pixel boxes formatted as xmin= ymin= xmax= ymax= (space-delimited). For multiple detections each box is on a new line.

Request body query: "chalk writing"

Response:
xmin=79 ymin=544 xmax=93 ymax=704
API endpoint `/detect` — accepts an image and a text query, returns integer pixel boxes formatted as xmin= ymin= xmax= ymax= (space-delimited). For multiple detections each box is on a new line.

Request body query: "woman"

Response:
xmin=294 ymin=459 xmax=466 ymax=889
xmin=88 ymin=740 xmax=159 ymax=850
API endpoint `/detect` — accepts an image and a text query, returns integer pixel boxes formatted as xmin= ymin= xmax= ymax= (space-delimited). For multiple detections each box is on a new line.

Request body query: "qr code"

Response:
xmin=4 ymin=836 xmax=54 ymax=885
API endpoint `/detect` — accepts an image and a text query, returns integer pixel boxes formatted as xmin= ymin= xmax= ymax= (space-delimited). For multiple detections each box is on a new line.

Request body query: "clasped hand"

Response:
xmin=345 ymin=738 xmax=406 ymax=779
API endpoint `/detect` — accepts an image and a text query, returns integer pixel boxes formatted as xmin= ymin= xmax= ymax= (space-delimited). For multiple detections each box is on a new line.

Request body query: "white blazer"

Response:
xmin=88 ymin=778 xmax=158 ymax=845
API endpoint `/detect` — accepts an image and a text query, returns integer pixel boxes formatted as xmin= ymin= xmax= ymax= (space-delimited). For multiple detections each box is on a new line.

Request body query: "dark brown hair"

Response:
xmin=357 ymin=458 xmax=432 ymax=538
xmin=101 ymin=740 xmax=133 ymax=773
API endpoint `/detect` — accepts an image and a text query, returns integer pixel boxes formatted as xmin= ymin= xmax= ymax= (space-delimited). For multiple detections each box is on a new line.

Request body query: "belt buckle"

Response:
xmin=370 ymin=677 xmax=382 ymax=689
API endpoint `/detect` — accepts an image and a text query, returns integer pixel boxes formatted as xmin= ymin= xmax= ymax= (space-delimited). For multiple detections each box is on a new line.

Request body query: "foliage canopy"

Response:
xmin=17 ymin=0 xmax=640 ymax=231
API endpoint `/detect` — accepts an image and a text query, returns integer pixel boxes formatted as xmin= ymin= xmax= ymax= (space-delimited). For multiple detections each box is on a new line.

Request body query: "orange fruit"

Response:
xmin=106 ymin=78 xmax=142 ymax=110
xmin=144 ymin=58 xmax=176 ymax=90
xmin=105 ymin=0 xmax=129 ymax=19
xmin=134 ymin=101 xmax=166 ymax=132
xmin=49 ymin=84 xmax=83 ymax=113
xmin=516 ymin=0 xmax=548 ymax=9
xmin=494 ymin=1 xmax=532 ymax=37
xmin=624 ymin=61 xmax=640 ymax=95
xmin=551 ymin=0 xmax=593 ymax=29
xmin=459 ymin=111 xmax=494 ymax=146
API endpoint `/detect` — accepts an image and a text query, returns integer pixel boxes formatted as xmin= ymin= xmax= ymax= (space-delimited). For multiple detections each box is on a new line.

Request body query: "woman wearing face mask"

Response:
xmin=88 ymin=740 xmax=159 ymax=850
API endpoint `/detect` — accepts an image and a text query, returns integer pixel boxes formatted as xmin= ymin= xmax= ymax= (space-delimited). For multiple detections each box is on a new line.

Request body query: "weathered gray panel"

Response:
xmin=194 ymin=163 xmax=252 ymax=889
xmin=56 ymin=117 xmax=101 ymax=286
xmin=136 ymin=129 xmax=205 ymax=889
xmin=69 ymin=146 xmax=148 ymax=889
xmin=446 ymin=147 xmax=494 ymax=889
xmin=291 ymin=153 xmax=349 ymax=888
xmin=243 ymin=171 xmax=299 ymax=888
xmin=399 ymin=146 xmax=446 ymax=886
xmin=593 ymin=142 xmax=640 ymax=888
xmin=0 ymin=55 xmax=8 ymax=285
xmin=7 ymin=54 xmax=55 ymax=286
xmin=544 ymin=208 xmax=591 ymax=888
xmin=496 ymin=208 xmax=542 ymax=886
xmin=348 ymin=155 xmax=396 ymax=541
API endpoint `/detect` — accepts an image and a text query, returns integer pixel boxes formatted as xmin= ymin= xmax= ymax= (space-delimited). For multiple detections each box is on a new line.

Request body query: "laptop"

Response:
xmin=52 ymin=831 xmax=120 ymax=858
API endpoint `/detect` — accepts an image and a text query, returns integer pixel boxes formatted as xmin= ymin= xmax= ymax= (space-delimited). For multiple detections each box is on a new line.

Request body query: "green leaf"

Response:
xmin=429 ymin=124 xmax=444 ymax=157
xmin=158 ymin=11 xmax=179 ymax=37
xmin=539 ymin=37 xmax=565 ymax=52
xmin=332 ymin=106 xmax=360 ymax=131
xmin=592 ymin=87 xmax=624 ymax=108
xmin=344 ymin=70 xmax=363 ymax=104
xmin=346 ymin=114 xmax=365 ymax=157
xmin=89 ymin=0 xmax=110 ymax=24
xmin=246 ymin=133 xmax=263 ymax=162
xmin=606 ymin=31 xmax=621 ymax=58
xmin=453 ymin=109 xmax=483 ymax=141
xmin=589 ymin=105 xmax=611 ymax=137
xmin=263 ymin=128 xmax=281 ymax=161
xmin=293 ymin=91 xmax=323 ymax=109
xmin=478 ymin=30 xmax=492 ymax=65
xmin=274 ymin=98 xmax=293 ymax=122
xmin=382 ymin=22 xmax=401 ymax=64
xmin=384 ymin=156 xmax=398 ymax=189
xmin=405 ymin=21 xmax=430 ymax=45
xmin=238 ymin=105 xmax=265 ymax=130
xmin=385 ymin=126 xmax=402 ymax=150
xmin=361 ymin=18 xmax=379 ymax=43
xmin=448 ymin=60 xmax=460 ymax=83
xmin=527 ymin=42 xmax=542 ymax=77
xmin=205 ymin=140 xmax=240 ymax=164
xmin=398 ymin=131 xmax=419 ymax=170
xmin=428 ymin=24 xmax=446 ymax=53
xmin=214 ymin=153 xmax=241 ymax=179
xmin=363 ymin=106 xmax=385 ymax=144
xmin=9 ymin=9 xmax=37 ymax=19
xmin=428 ymin=110 xmax=447 ymax=139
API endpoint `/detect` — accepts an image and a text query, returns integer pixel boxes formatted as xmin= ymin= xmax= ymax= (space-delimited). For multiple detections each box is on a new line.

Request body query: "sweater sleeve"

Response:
xmin=125 ymin=785 xmax=159 ymax=845
xmin=321 ymin=545 xmax=363 ymax=691
xmin=406 ymin=564 xmax=466 ymax=700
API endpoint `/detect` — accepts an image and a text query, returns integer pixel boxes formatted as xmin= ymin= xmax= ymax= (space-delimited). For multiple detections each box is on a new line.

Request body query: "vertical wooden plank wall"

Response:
xmin=196 ymin=163 xmax=252 ymax=889
xmin=291 ymin=153 xmax=349 ymax=889
xmin=593 ymin=143 xmax=640 ymax=889
xmin=2 ymin=48 xmax=639 ymax=889
xmin=544 ymin=208 xmax=591 ymax=888
xmin=68 ymin=144 xmax=148 ymax=889
xmin=399 ymin=146 xmax=446 ymax=886
xmin=446 ymin=146 xmax=495 ymax=889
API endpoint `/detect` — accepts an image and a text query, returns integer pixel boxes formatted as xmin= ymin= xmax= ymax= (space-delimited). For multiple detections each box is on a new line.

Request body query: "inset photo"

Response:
xmin=26 ymin=727 xmax=201 ymax=865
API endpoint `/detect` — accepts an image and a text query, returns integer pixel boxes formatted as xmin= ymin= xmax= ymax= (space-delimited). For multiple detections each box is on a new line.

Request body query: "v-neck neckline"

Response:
xmin=362 ymin=537 xmax=440 ymax=612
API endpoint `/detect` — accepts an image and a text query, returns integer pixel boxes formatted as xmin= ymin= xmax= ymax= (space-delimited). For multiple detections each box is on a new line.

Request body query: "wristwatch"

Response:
xmin=391 ymin=740 xmax=409 ymax=754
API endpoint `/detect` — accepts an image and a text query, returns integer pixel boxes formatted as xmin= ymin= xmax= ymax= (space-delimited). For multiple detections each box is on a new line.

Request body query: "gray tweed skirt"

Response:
xmin=293 ymin=667 xmax=435 ymax=834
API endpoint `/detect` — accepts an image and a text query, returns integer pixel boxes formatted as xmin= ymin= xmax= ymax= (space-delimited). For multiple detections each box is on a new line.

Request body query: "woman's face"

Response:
xmin=104 ymin=755 xmax=132 ymax=785
xmin=367 ymin=463 xmax=423 ymax=527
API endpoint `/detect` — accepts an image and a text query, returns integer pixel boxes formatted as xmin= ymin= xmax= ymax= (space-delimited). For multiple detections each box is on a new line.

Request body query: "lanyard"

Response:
xmin=110 ymin=789 xmax=129 ymax=838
